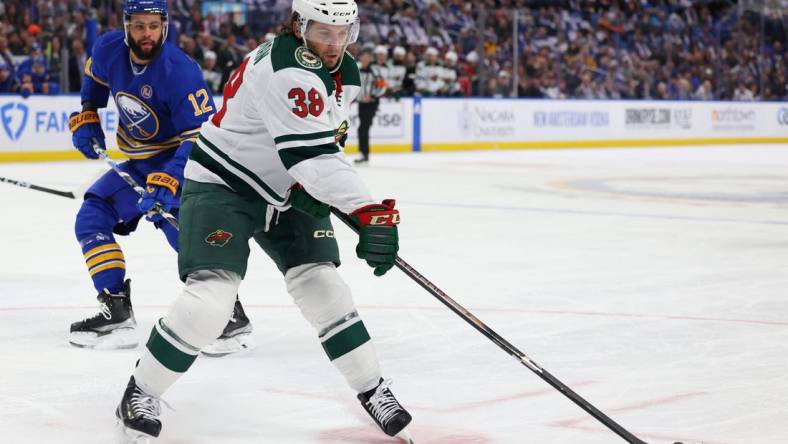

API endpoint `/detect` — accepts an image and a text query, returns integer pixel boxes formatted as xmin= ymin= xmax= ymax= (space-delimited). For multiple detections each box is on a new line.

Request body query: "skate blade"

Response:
xmin=396 ymin=427 xmax=415 ymax=443
xmin=115 ymin=419 xmax=155 ymax=443
xmin=201 ymin=332 xmax=255 ymax=357
xmin=69 ymin=328 xmax=138 ymax=350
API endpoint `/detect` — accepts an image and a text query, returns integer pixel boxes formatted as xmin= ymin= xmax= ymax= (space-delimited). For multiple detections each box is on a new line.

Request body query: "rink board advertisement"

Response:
xmin=418 ymin=99 xmax=788 ymax=151
xmin=0 ymin=95 xmax=414 ymax=160
xmin=0 ymin=94 xmax=785 ymax=161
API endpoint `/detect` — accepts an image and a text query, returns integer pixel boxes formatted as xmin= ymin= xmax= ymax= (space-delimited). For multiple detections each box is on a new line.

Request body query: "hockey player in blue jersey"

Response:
xmin=67 ymin=0 xmax=253 ymax=355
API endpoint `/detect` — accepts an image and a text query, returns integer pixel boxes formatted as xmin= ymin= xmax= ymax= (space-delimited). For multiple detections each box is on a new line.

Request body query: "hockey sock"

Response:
xmin=286 ymin=263 xmax=382 ymax=393
xmin=320 ymin=314 xmax=382 ymax=394
xmin=79 ymin=233 xmax=126 ymax=294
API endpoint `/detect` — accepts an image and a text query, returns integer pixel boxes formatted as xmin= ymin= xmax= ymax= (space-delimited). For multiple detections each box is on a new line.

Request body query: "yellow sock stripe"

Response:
xmin=83 ymin=243 xmax=121 ymax=260
xmin=85 ymin=251 xmax=126 ymax=269
xmin=89 ymin=261 xmax=126 ymax=277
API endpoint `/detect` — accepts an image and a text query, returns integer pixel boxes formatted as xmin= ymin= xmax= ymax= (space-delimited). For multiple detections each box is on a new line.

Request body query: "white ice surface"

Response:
xmin=1 ymin=145 xmax=787 ymax=444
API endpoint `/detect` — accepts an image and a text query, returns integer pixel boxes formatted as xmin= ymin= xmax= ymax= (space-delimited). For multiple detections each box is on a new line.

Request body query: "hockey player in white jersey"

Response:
xmin=114 ymin=0 xmax=414 ymax=442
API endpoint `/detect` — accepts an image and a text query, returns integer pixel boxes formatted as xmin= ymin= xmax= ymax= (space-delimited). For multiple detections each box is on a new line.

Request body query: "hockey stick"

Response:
xmin=0 ymin=175 xmax=76 ymax=199
xmin=330 ymin=207 xmax=647 ymax=444
xmin=91 ymin=139 xmax=179 ymax=230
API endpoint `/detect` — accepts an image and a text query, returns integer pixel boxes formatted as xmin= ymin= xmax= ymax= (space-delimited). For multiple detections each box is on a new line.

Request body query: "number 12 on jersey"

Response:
xmin=188 ymin=88 xmax=213 ymax=116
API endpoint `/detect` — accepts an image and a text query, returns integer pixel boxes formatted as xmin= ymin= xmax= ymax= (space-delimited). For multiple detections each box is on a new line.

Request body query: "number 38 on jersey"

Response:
xmin=289 ymin=87 xmax=324 ymax=118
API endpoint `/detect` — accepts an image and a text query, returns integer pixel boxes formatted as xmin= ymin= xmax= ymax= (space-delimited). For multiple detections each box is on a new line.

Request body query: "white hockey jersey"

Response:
xmin=186 ymin=34 xmax=373 ymax=214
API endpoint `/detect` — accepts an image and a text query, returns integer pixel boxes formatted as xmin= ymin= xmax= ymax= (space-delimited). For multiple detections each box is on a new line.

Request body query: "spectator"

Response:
xmin=733 ymin=81 xmax=756 ymax=101
xmin=440 ymin=51 xmax=461 ymax=96
xmin=216 ymin=34 xmax=242 ymax=88
xmin=387 ymin=45 xmax=410 ymax=98
xmin=68 ymin=39 xmax=87 ymax=93
xmin=0 ymin=62 xmax=19 ymax=93
xmin=0 ymin=36 xmax=14 ymax=73
xmin=202 ymin=50 xmax=222 ymax=94
xmin=693 ymin=79 xmax=714 ymax=101
xmin=415 ymin=47 xmax=444 ymax=96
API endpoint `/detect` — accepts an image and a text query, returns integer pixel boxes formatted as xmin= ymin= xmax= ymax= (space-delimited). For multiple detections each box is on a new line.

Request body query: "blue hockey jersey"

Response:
xmin=81 ymin=31 xmax=214 ymax=160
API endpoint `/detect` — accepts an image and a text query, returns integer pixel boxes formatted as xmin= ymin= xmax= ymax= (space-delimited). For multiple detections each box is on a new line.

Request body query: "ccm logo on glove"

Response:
xmin=352 ymin=199 xmax=400 ymax=226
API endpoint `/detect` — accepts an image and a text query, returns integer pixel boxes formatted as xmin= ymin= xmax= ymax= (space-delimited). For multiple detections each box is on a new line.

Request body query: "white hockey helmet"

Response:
xmin=292 ymin=0 xmax=360 ymax=46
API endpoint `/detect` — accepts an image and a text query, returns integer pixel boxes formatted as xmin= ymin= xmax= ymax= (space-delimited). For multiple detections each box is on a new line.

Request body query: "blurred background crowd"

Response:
xmin=0 ymin=0 xmax=785 ymax=100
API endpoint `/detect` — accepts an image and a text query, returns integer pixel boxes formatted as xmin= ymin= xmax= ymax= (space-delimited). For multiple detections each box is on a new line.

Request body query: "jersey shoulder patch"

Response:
xmin=270 ymin=34 xmax=334 ymax=96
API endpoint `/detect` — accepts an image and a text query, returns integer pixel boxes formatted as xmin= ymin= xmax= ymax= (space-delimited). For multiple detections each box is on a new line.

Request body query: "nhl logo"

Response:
xmin=205 ymin=229 xmax=233 ymax=247
xmin=295 ymin=46 xmax=323 ymax=70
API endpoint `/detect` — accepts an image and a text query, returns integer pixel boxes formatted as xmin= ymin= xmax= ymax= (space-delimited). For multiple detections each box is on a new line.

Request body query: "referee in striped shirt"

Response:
xmin=354 ymin=49 xmax=387 ymax=164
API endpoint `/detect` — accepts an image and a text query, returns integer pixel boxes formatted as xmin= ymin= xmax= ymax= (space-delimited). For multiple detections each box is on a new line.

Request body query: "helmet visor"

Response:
xmin=303 ymin=19 xmax=359 ymax=47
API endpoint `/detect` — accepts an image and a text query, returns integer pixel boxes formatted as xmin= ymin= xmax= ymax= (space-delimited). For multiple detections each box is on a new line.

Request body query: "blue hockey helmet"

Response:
xmin=124 ymin=0 xmax=168 ymax=19
xmin=123 ymin=0 xmax=169 ymax=45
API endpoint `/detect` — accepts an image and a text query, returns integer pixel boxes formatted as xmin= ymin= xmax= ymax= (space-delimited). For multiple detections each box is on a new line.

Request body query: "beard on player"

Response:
xmin=128 ymin=34 xmax=164 ymax=62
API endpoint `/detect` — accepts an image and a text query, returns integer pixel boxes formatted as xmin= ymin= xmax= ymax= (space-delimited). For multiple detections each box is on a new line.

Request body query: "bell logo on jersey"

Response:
xmin=116 ymin=92 xmax=160 ymax=141
xmin=295 ymin=46 xmax=323 ymax=70
xmin=205 ymin=229 xmax=233 ymax=247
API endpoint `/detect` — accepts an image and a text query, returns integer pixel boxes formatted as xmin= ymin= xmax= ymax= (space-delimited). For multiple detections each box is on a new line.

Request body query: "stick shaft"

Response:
xmin=0 ymin=175 xmax=76 ymax=199
xmin=91 ymin=142 xmax=179 ymax=230
xmin=330 ymin=207 xmax=646 ymax=444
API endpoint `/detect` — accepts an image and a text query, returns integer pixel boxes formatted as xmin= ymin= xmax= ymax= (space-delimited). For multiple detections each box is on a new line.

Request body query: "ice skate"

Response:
xmin=353 ymin=155 xmax=369 ymax=165
xmin=201 ymin=298 xmax=255 ymax=357
xmin=69 ymin=279 xmax=137 ymax=349
xmin=358 ymin=379 xmax=413 ymax=439
xmin=115 ymin=376 xmax=162 ymax=443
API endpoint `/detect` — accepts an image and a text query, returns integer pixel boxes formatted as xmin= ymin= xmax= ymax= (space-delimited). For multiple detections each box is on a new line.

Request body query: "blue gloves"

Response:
xmin=137 ymin=172 xmax=180 ymax=221
xmin=68 ymin=111 xmax=105 ymax=159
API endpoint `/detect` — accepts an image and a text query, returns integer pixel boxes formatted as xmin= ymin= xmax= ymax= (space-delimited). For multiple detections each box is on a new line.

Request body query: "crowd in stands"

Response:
xmin=0 ymin=0 xmax=785 ymax=101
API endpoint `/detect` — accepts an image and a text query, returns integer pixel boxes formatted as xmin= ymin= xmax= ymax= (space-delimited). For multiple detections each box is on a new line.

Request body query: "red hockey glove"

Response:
xmin=350 ymin=199 xmax=400 ymax=276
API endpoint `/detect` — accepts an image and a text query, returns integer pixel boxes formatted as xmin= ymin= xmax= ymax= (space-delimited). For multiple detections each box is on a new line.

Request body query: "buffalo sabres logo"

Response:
xmin=295 ymin=46 xmax=323 ymax=70
xmin=116 ymin=92 xmax=160 ymax=141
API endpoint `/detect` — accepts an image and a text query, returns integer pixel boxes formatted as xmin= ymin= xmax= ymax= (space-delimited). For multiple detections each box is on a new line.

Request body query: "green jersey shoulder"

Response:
xmin=252 ymin=34 xmax=360 ymax=95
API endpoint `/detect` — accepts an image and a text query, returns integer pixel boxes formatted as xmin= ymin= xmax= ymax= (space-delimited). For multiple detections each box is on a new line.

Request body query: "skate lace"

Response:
xmin=130 ymin=390 xmax=169 ymax=420
xmin=367 ymin=379 xmax=402 ymax=425
xmin=100 ymin=302 xmax=112 ymax=320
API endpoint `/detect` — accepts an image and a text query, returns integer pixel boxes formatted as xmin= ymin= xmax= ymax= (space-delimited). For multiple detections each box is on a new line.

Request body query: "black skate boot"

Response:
xmin=69 ymin=279 xmax=137 ymax=349
xmin=354 ymin=155 xmax=369 ymax=165
xmin=358 ymin=379 xmax=413 ymax=441
xmin=201 ymin=297 xmax=255 ymax=357
xmin=116 ymin=376 xmax=162 ymax=442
